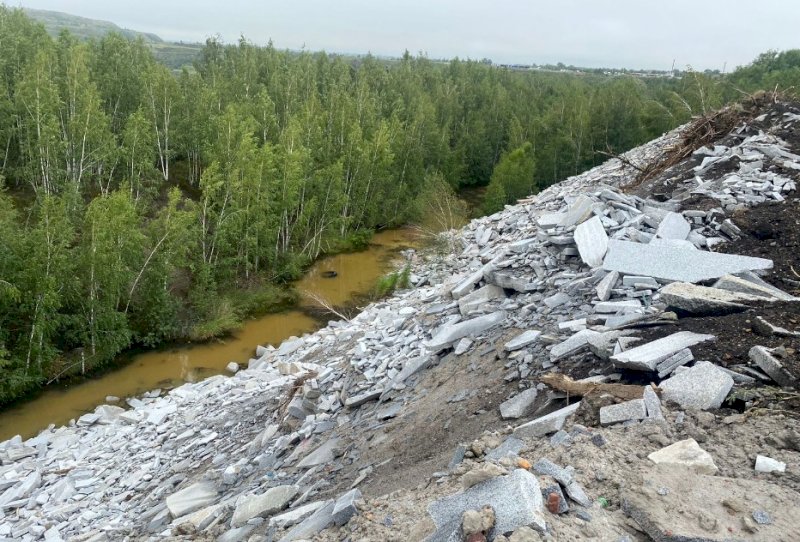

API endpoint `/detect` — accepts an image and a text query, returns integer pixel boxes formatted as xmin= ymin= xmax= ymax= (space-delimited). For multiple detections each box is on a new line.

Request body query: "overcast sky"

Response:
xmin=13 ymin=1 xmax=800 ymax=70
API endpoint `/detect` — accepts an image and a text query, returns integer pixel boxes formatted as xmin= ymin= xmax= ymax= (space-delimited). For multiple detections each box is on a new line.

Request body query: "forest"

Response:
xmin=0 ymin=5 xmax=798 ymax=404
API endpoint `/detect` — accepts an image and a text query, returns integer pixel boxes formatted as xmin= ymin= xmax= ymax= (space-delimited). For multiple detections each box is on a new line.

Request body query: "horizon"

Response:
xmin=12 ymin=0 xmax=800 ymax=72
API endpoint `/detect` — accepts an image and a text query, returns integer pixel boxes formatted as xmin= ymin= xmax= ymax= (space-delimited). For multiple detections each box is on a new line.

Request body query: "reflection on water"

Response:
xmin=0 ymin=228 xmax=417 ymax=441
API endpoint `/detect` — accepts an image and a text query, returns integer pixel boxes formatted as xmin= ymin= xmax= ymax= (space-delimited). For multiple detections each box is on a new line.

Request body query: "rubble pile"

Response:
xmin=1 ymin=100 xmax=800 ymax=542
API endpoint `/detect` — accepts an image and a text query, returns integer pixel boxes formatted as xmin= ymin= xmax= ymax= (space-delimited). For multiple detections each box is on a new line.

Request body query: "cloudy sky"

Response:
xmin=13 ymin=0 xmax=800 ymax=70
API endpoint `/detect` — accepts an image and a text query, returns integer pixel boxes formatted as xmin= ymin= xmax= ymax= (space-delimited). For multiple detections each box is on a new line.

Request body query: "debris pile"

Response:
xmin=1 ymin=99 xmax=800 ymax=541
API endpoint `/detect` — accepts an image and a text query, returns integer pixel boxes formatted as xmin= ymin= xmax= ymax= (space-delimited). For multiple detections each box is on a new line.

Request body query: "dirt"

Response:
xmin=315 ymin=406 xmax=800 ymax=542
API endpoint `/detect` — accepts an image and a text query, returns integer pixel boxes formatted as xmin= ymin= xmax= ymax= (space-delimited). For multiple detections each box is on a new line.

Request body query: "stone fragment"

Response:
xmin=226 ymin=362 xmax=239 ymax=373
xmin=461 ymin=506 xmax=496 ymax=536
xmin=752 ymin=316 xmax=800 ymax=337
xmin=599 ymin=399 xmax=647 ymax=426
xmin=574 ymin=215 xmax=608 ymax=268
xmin=564 ymin=480 xmax=592 ymax=507
xmin=755 ymin=455 xmax=786 ymax=474
xmin=603 ymin=239 xmax=773 ymax=283
xmin=505 ymin=330 xmax=541 ymax=351
xmin=345 ymin=389 xmax=382 ymax=408
xmin=166 ymin=482 xmax=218 ymax=518
xmin=540 ymin=476 xmax=569 ymax=514
xmin=544 ymin=292 xmax=571 ymax=308
xmin=514 ymin=402 xmax=581 ymax=439
xmin=231 ymin=485 xmax=298 ymax=527
xmin=749 ymin=346 xmax=796 ymax=387
xmin=550 ymin=329 xmax=600 ymax=361
xmin=532 ymin=458 xmax=572 ymax=486
xmin=277 ymin=500 xmax=335 ymax=542
xmin=269 ymin=500 xmax=329 ymax=529
xmin=643 ymin=386 xmax=664 ymax=420
xmin=461 ymin=463 xmax=507 ymax=489
xmin=654 ymin=212 xmax=690 ymax=240
xmin=594 ymin=300 xmax=641 ymax=314
xmin=559 ymin=195 xmax=595 ymax=227
xmin=647 ymin=438 xmax=718 ymax=474
xmin=296 ymin=438 xmax=341 ymax=468
xmin=661 ymin=282 xmax=766 ymax=315
xmin=458 ymin=285 xmax=506 ymax=316
xmin=714 ymin=273 xmax=798 ymax=301
xmin=655 ymin=348 xmax=694 ymax=378
xmin=500 ymin=388 xmax=538 ymax=420
xmin=595 ymin=271 xmax=618 ymax=301
xmin=623 ymin=465 xmax=800 ymax=541
xmin=426 ymin=311 xmax=507 ymax=353
xmin=427 ymin=469 xmax=546 ymax=541
xmin=454 ymin=338 xmax=473 ymax=355
xmin=332 ymin=488 xmax=362 ymax=526
xmin=611 ymin=331 xmax=715 ymax=371
xmin=486 ymin=437 xmax=525 ymax=461
xmin=660 ymin=361 xmax=733 ymax=410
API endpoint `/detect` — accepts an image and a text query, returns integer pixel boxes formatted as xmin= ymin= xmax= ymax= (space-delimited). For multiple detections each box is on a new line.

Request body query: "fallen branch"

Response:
xmin=301 ymin=289 xmax=351 ymax=322
xmin=540 ymin=373 xmax=658 ymax=402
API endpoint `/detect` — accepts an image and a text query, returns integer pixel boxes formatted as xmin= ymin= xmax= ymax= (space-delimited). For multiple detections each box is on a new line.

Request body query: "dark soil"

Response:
xmin=637 ymin=303 xmax=800 ymax=376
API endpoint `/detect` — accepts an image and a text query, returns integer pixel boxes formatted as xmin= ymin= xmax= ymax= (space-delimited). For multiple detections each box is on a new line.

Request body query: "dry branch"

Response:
xmin=540 ymin=372 xmax=659 ymax=402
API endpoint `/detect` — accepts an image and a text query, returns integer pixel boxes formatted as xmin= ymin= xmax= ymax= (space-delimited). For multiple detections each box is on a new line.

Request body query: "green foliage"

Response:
xmin=414 ymin=172 xmax=469 ymax=233
xmin=373 ymin=265 xmax=411 ymax=299
xmin=484 ymin=142 xmax=536 ymax=212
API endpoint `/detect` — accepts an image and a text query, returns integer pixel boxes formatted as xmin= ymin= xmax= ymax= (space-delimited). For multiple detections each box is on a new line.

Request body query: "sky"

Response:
xmin=12 ymin=0 xmax=800 ymax=71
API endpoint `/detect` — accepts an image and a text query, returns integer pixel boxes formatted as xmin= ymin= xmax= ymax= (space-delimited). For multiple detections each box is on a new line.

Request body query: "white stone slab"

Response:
xmin=574 ymin=215 xmax=608 ymax=268
xmin=603 ymin=240 xmax=772 ymax=283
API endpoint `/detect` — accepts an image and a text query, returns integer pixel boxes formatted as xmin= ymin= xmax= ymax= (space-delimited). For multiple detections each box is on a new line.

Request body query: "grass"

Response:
xmin=373 ymin=264 xmax=411 ymax=299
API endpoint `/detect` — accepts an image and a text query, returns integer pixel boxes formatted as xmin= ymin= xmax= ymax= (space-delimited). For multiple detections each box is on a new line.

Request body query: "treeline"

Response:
xmin=0 ymin=5 xmax=796 ymax=404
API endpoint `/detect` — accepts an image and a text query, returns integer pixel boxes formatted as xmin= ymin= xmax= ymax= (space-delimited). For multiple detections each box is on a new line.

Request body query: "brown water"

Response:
xmin=0 ymin=228 xmax=417 ymax=441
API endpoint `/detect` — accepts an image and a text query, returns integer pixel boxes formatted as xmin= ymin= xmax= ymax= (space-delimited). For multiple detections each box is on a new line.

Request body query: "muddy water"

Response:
xmin=0 ymin=228 xmax=417 ymax=441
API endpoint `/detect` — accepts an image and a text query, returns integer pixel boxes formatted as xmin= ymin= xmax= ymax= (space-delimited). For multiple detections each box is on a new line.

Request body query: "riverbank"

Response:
xmin=0 ymin=228 xmax=418 ymax=441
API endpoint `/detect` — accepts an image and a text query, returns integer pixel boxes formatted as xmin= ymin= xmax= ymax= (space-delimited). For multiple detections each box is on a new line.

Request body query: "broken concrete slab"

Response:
xmin=426 ymin=311 xmax=507 ymax=353
xmin=603 ymin=239 xmax=773 ymax=283
xmin=623 ymin=465 xmax=800 ymax=541
xmin=749 ymin=346 xmax=796 ymax=387
xmin=504 ymin=330 xmax=541 ymax=351
xmin=513 ymin=402 xmax=581 ymax=439
xmin=427 ymin=469 xmax=546 ymax=541
xmin=500 ymin=388 xmax=538 ymax=420
xmin=660 ymin=282 xmax=767 ymax=315
xmin=574 ymin=215 xmax=608 ymax=268
xmin=647 ymin=438 xmax=718 ymax=474
xmin=610 ymin=331 xmax=715 ymax=371
xmin=659 ymin=361 xmax=734 ymax=410
xmin=166 ymin=481 xmax=218 ymax=518
xmin=231 ymin=485 xmax=298 ymax=527
xmin=599 ymin=399 xmax=647 ymax=426
xmin=654 ymin=211 xmax=690 ymax=240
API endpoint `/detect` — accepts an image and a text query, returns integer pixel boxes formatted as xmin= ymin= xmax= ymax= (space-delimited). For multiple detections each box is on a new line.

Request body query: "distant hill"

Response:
xmin=23 ymin=8 xmax=202 ymax=70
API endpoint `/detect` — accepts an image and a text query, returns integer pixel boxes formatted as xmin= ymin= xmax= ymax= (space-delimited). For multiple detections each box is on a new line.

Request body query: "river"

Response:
xmin=0 ymin=228 xmax=418 ymax=441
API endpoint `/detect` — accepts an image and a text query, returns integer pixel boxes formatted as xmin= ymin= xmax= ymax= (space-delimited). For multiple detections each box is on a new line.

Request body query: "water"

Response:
xmin=0 ymin=228 xmax=417 ymax=441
